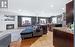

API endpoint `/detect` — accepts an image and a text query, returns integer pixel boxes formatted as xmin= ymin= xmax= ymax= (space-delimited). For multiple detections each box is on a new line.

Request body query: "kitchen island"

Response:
xmin=53 ymin=27 xmax=74 ymax=47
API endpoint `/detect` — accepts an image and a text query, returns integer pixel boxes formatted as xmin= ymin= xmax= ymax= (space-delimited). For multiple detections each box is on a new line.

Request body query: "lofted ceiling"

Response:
xmin=5 ymin=0 xmax=72 ymax=17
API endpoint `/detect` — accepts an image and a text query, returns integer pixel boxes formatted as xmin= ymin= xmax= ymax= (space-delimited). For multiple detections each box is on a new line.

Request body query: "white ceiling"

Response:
xmin=5 ymin=0 xmax=72 ymax=17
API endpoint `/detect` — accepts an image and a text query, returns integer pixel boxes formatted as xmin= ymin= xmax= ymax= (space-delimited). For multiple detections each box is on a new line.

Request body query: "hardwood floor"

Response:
xmin=10 ymin=31 xmax=54 ymax=47
xmin=10 ymin=31 xmax=73 ymax=47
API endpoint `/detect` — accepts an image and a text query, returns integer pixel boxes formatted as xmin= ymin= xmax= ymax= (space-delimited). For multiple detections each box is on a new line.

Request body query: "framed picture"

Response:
xmin=4 ymin=15 xmax=15 ymax=21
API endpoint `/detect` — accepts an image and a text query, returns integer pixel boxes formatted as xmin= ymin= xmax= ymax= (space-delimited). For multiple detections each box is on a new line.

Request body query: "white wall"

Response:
xmin=0 ymin=11 xmax=18 ymax=31
xmin=0 ymin=14 xmax=5 ymax=31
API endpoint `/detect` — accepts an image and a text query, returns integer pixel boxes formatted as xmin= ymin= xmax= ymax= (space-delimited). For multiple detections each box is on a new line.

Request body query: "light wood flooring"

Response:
xmin=10 ymin=31 xmax=73 ymax=47
xmin=10 ymin=31 xmax=53 ymax=47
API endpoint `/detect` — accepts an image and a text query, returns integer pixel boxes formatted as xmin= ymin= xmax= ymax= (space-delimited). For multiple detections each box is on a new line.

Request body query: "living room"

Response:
xmin=0 ymin=0 xmax=74 ymax=47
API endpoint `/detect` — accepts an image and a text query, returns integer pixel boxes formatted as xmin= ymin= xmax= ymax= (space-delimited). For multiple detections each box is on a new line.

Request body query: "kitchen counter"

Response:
xmin=53 ymin=27 xmax=74 ymax=47
xmin=53 ymin=27 xmax=74 ymax=40
xmin=0 ymin=32 xmax=11 ymax=47
xmin=0 ymin=31 xmax=10 ymax=38
xmin=53 ymin=27 xmax=74 ymax=34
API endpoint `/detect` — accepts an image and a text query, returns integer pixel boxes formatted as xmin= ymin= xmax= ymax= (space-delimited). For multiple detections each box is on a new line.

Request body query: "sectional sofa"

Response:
xmin=20 ymin=25 xmax=43 ymax=39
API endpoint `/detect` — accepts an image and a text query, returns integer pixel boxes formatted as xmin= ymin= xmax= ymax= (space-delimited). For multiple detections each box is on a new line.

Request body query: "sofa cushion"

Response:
xmin=21 ymin=26 xmax=33 ymax=33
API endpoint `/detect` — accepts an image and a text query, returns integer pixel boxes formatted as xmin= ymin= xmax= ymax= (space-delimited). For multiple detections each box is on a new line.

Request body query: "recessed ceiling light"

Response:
xmin=50 ymin=5 xmax=54 ymax=8
xmin=18 ymin=9 xmax=22 ymax=12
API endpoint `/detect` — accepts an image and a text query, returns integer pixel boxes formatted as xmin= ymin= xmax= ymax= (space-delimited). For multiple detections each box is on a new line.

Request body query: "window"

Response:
xmin=21 ymin=17 xmax=31 ymax=26
xmin=52 ymin=17 xmax=57 ymax=24
xmin=40 ymin=18 xmax=46 ymax=24
xmin=0 ymin=0 xmax=8 ymax=8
